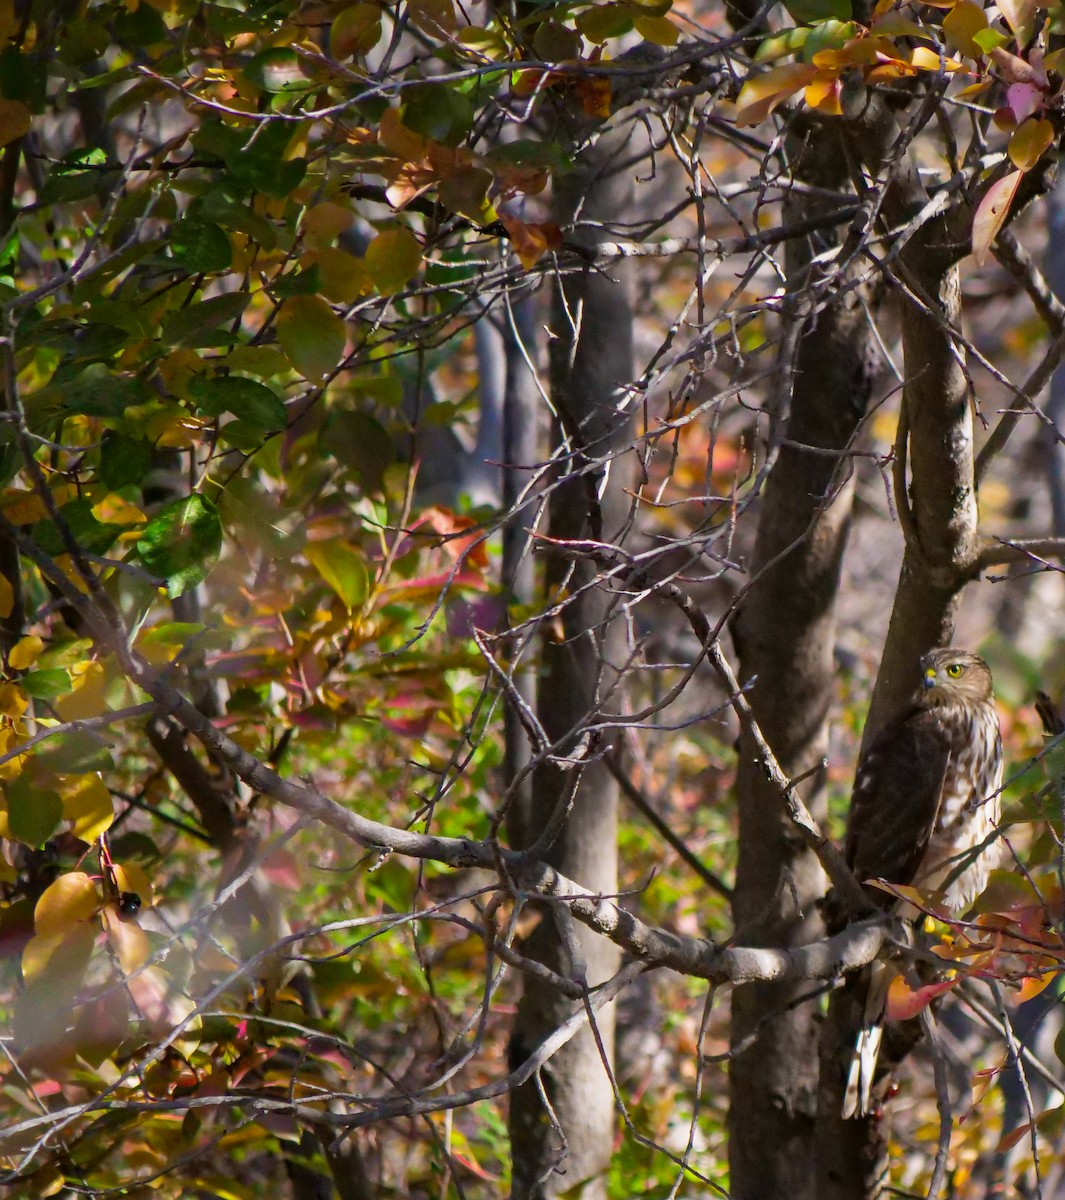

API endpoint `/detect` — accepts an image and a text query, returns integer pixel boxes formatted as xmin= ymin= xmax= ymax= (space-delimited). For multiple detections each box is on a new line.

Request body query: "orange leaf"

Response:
xmin=884 ymin=973 xmax=961 ymax=1021
xmin=0 ymin=99 xmax=29 ymax=148
xmin=805 ymin=72 xmax=843 ymax=116
xmin=499 ymin=215 xmax=560 ymax=269
xmin=972 ymin=169 xmax=1022 ymax=266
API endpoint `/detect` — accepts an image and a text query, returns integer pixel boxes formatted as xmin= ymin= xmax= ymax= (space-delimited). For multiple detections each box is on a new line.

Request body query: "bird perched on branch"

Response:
xmin=841 ymin=646 xmax=1003 ymax=1118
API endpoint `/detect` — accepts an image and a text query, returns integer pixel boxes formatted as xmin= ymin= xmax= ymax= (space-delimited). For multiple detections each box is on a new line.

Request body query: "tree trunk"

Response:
xmin=507 ymin=125 xmax=634 ymax=1200
xmin=816 ymin=95 xmax=984 ymax=1200
xmin=727 ymin=120 xmax=880 ymax=1200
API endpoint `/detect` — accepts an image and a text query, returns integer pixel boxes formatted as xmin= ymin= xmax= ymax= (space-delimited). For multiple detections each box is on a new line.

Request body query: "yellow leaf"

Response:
xmin=91 ymin=494 xmax=146 ymax=526
xmin=734 ymin=64 xmax=816 ymax=127
xmin=302 ymin=201 xmax=355 ymax=250
xmin=302 ymin=248 xmax=373 ymax=304
xmin=364 ymin=227 xmax=423 ymax=294
xmin=1008 ymin=116 xmax=1054 ymax=171
xmin=1 ymin=489 xmax=51 ymax=524
xmin=378 ymin=106 xmax=428 ymax=160
xmin=0 ymin=681 xmax=29 ymax=720
xmin=21 ymin=922 xmax=95 ymax=986
xmin=0 ymin=98 xmax=29 ymax=148
xmin=61 ymin=774 xmax=114 ymax=842
xmin=102 ymin=906 xmax=150 ymax=975
xmin=805 ymin=72 xmax=843 ymax=116
xmin=942 ymin=0 xmax=988 ymax=58
xmin=277 ymin=295 xmax=347 ymax=383
xmin=113 ymin=861 xmax=154 ymax=906
xmin=0 ymin=574 xmax=12 ymax=620
xmin=34 ymin=871 xmax=99 ymax=936
xmin=8 ymin=635 xmax=43 ymax=670
xmin=633 ymin=14 xmax=679 ymax=45
xmin=910 ymin=45 xmax=964 ymax=70
xmin=53 ymin=660 xmax=107 ymax=722
xmin=0 ymin=0 xmax=17 ymax=41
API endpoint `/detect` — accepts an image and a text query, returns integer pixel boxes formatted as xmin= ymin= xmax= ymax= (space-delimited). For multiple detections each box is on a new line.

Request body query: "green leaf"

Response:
xmin=305 ymin=540 xmax=369 ymax=611
xmin=782 ymin=0 xmax=851 ymax=22
xmin=971 ymin=26 xmax=1010 ymax=51
xmin=32 ymin=499 xmax=124 ymax=557
xmin=364 ymin=228 xmax=422 ymax=294
xmin=197 ymin=189 xmax=279 ymax=249
xmin=161 ymin=292 xmax=249 ymax=348
xmin=402 ymin=85 xmax=473 ymax=146
xmin=169 ymin=219 xmax=233 ymax=273
xmin=276 ymin=295 xmax=347 ymax=382
xmin=100 ymin=433 xmax=153 ymax=491
xmin=36 ymin=729 xmax=114 ymax=774
xmin=41 ymin=364 xmax=150 ymax=419
xmin=134 ymin=494 xmax=222 ymax=598
xmin=8 ymin=779 xmax=63 ymax=846
xmin=188 ymin=375 xmax=286 ymax=432
xmin=320 ymin=410 xmax=395 ymax=494
xmin=20 ymin=669 xmax=73 ymax=701
xmin=244 ymin=47 xmax=314 ymax=93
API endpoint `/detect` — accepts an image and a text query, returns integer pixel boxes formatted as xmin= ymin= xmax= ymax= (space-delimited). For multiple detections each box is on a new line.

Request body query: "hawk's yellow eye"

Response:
xmin=946 ymin=663 xmax=964 ymax=678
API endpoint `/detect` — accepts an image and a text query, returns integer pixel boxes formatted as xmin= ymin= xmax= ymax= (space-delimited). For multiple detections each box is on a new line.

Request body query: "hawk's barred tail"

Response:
xmin=842 ymin=960 xmax=890 ymax=1118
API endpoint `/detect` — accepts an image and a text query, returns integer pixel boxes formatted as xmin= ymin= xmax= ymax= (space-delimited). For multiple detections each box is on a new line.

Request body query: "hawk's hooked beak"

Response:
xmin=923 ymin=667 xmax=937 ymax=690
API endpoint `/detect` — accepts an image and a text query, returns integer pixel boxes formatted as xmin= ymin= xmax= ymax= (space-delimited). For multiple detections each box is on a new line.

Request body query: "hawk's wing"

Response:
xmin=845 ymin=707 xmax=953 ymax=904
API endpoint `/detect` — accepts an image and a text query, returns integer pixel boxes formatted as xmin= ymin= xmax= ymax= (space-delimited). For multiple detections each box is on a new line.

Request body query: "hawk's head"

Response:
xmin=919 ymin=647 xmax=994 ymax=707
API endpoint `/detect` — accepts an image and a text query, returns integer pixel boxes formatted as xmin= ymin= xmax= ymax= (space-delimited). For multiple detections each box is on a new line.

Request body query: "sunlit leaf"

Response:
xmin=734 ymin=63 xmax=817 ymax=127
xmin=305 ymin=540 xmax=370 ymax=611
xmin=972 ymin=169 xmax=1022 ymax=266
xmin=134 ymin=494 xmax=223 ymax=598
xmin=36 ymin=728 xmax=113 ymax=774
xmin=8 ymin=635 xmax=43 ymax=670
xmin=884 ymin=972 xmax=961 ymax=1021
xmin=113 ymin=861 xmax=153 ymax=906
xmin=21 ymin=922 xmax=95 ymax=987
xmin=805 ymin=72 xmax=843 ymax=115
xmin=942 ymin=0 xmax=989 ymax=58
xmin=244 ymin=47 xmax=313 ymax=93
xmin=20 ymin=668 xmax=72 ymax=700
xmin=53 ymin=660 xmax=107 ymax=722
xmin=1008 ymin=116 xmax=1053 ymax=170
xmin=34 ymin=871 xmax=98 ymax=937
xmin=997 ymin=0 xmax=1037 ymax=41
xmin=331 ymin=4 xmax=383 ymax=58
xmin=102 ymin=905 xmax=150 ymax=975
xmin=8 ymin=778 xmax=63 ymax=846
xmin=61 ymin=773 xmax=114 ymax=843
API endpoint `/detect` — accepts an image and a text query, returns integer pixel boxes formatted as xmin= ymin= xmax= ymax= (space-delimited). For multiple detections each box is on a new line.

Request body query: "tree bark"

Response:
xmin=507 ymin=125 xmax=634 ymax=1200
xmin=817 ymin=94 xmax=984 ymax=1200
xmin=727 ymin=120 xmax=880 ymax=1200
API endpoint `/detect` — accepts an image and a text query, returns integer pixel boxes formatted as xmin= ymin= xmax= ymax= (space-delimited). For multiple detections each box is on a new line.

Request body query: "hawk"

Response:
xmin=841 ymin=646 xmax=1003 ymax=1118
